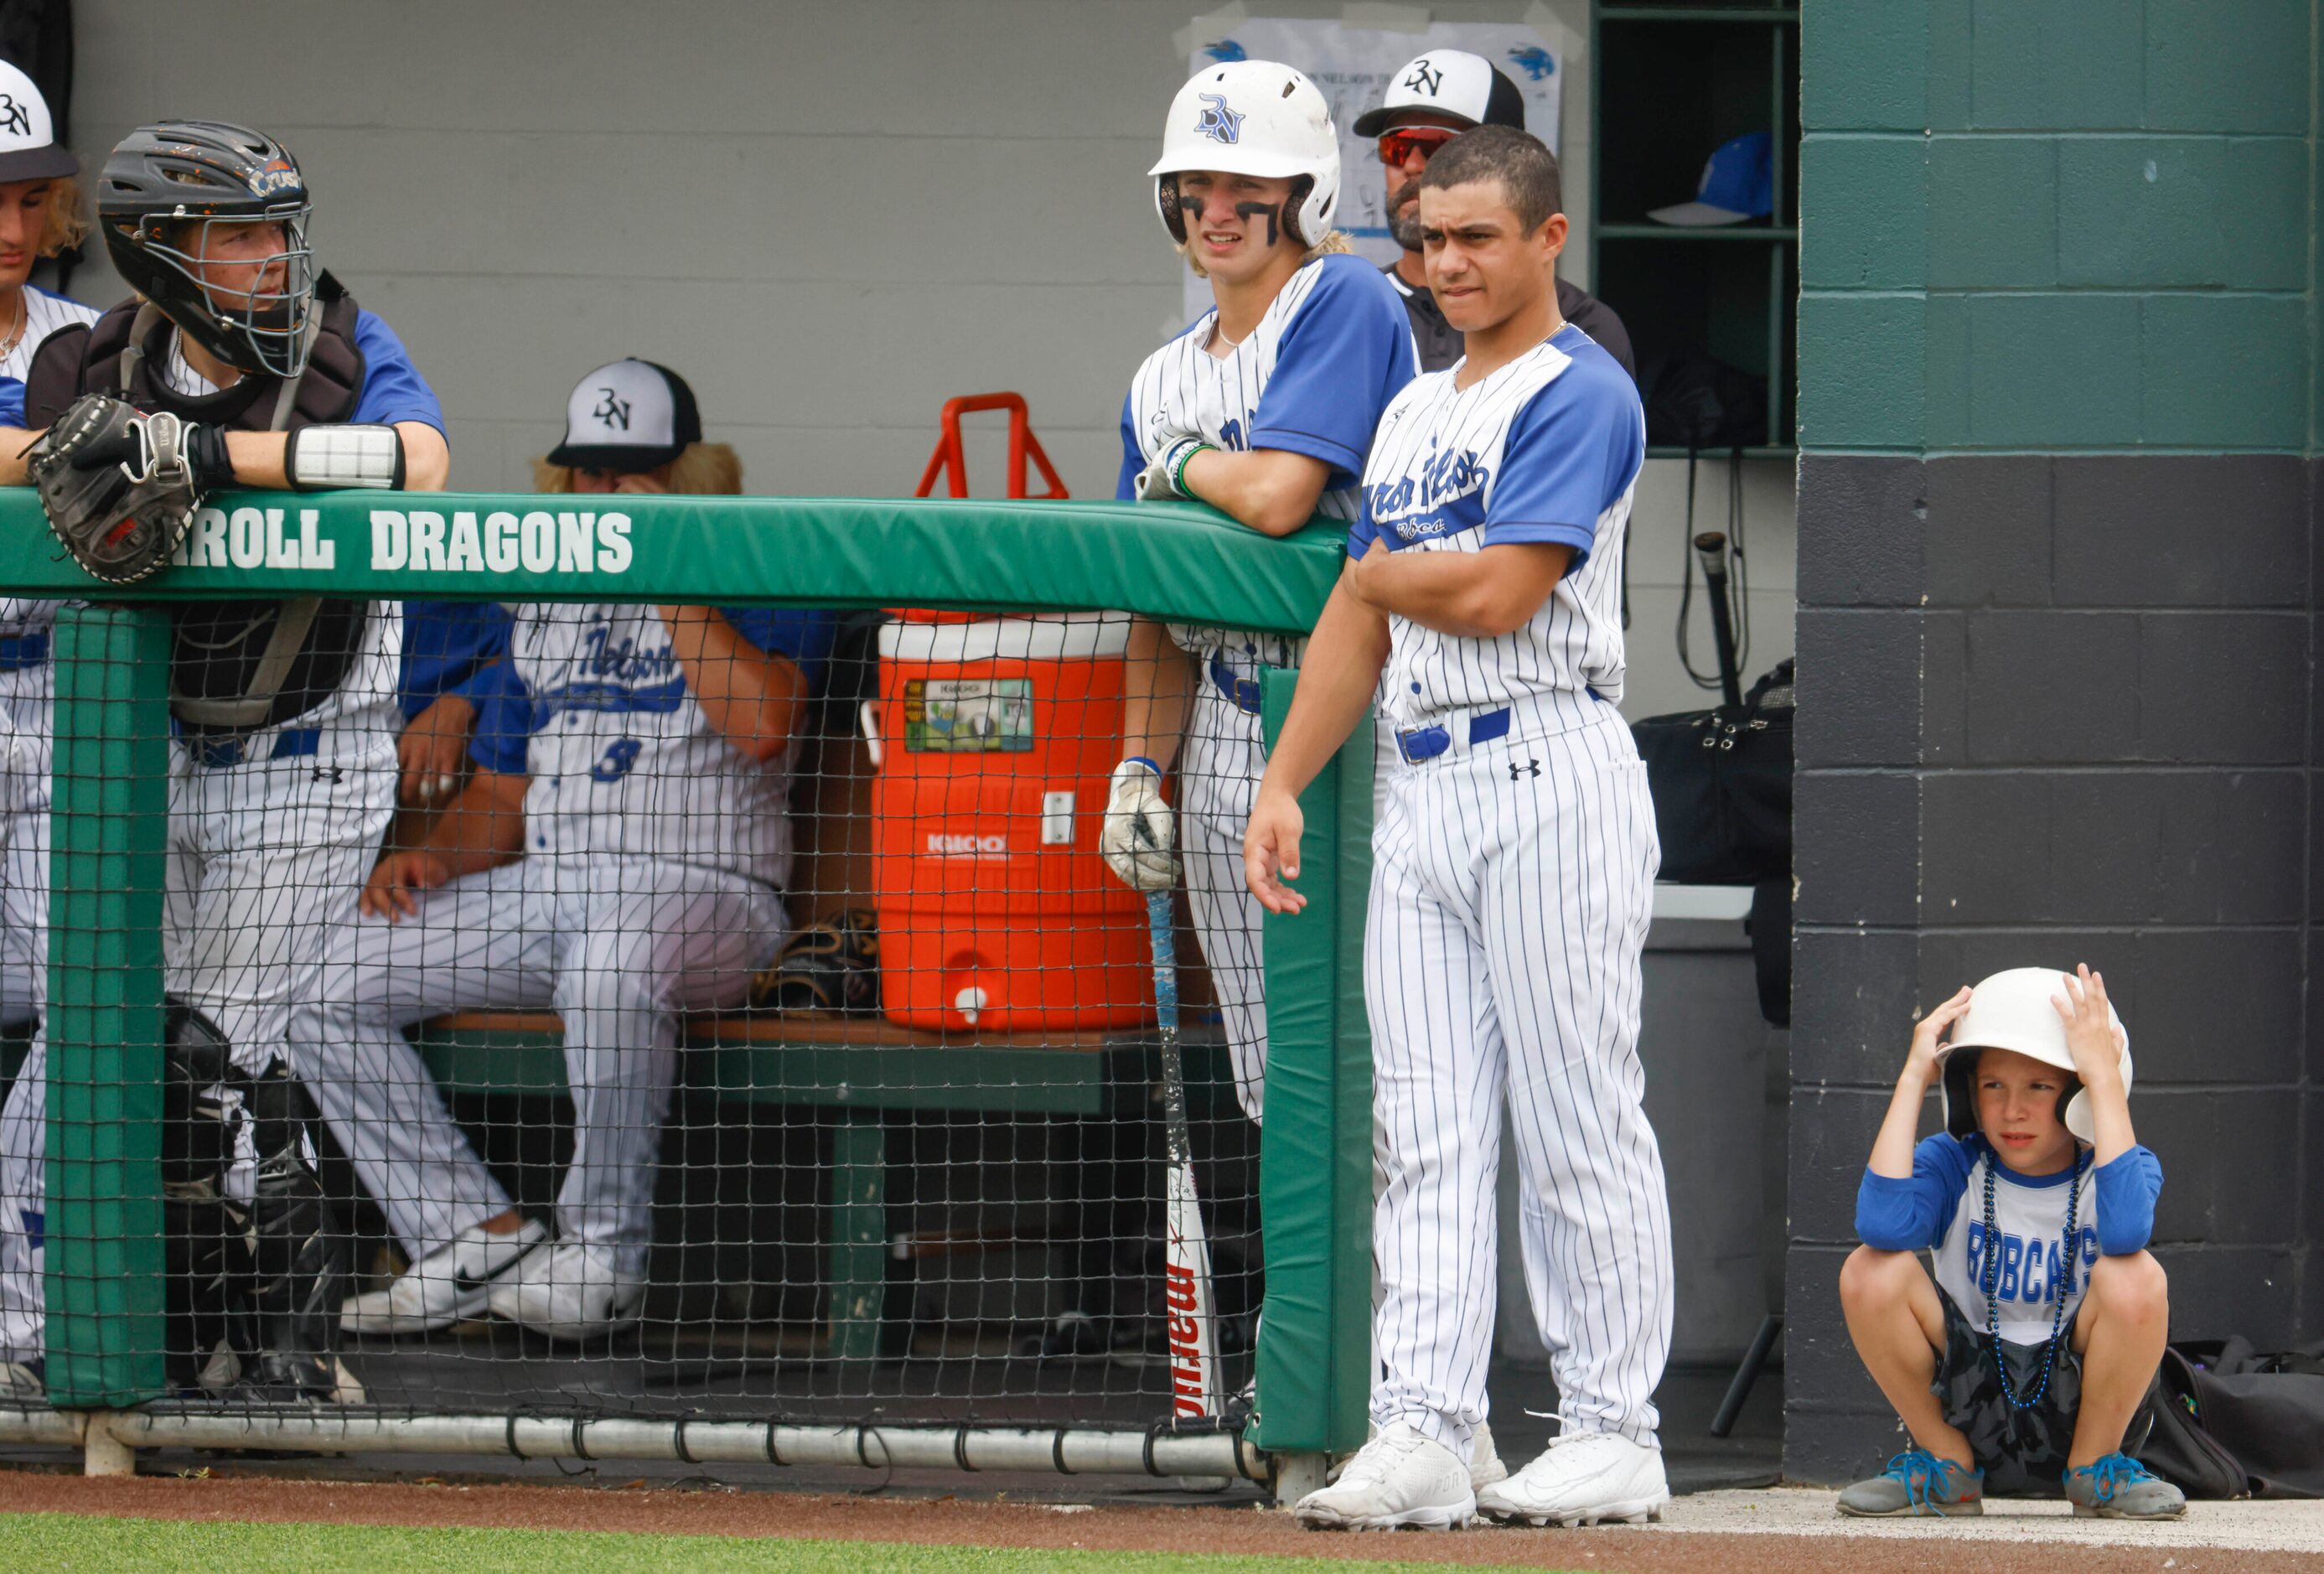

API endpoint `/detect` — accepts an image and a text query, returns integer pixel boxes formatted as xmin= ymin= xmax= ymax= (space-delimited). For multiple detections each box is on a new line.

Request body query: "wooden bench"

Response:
xmin=411 ymin=1011 xmax=1224 ymax=1360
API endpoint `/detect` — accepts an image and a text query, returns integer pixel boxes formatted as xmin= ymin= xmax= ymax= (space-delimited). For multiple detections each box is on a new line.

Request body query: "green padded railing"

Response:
xmin=12 ymin=488 xmax=1370 ymax=1454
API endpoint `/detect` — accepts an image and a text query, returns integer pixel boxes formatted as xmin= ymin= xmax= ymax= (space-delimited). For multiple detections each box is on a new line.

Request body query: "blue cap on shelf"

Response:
xmin=1647 ymin=130 xmax=1774 ymax=226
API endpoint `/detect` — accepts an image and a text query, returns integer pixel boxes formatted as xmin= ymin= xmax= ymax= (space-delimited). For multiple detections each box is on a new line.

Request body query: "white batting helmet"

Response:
xmin=1149 ymin=60 xmax=1342 ymax=248
xmin=1934 ymin=967 xmax=2131 ymax=1145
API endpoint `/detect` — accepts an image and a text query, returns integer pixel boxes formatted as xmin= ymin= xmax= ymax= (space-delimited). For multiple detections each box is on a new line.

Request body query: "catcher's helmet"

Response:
xmin=1150 ymin=60 xmax=1341 ymax=250
xmin=96 ymin=122 xmax=318 ymax=379
xmin=753 ymin=909 xmax=880 ymax=1017
xmin=1934 ymin=967 xmax=2130 ymax=1145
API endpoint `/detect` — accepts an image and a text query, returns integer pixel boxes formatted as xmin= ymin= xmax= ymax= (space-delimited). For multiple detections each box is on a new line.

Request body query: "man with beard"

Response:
xmin=1353 ymin=51 xmax=1634 ymax=381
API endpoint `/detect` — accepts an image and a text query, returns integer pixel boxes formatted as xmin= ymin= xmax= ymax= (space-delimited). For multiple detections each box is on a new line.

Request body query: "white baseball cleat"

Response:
xmin=342 ymin=1219 xmax=549 ymax=1335
xmin=1470 ymin=1420 xmax=1509 ymax=1489
xmin=0 ymin=1359 xmax=43 ymax=1402
xmin=1293 ymin=1421 xmax=1475 ymax=1530
xmin=486 ymin=1240 xmax=645 ymax=1342
xmin=1477 ymin=1432 xmax=1670 ymax=1527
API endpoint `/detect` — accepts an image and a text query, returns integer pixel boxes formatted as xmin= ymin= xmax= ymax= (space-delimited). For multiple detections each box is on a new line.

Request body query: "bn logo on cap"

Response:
xmin=1193 ymin=93 xmax=1243 ymax=145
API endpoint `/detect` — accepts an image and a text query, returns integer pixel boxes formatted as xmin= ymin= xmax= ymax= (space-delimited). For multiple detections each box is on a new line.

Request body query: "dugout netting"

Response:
xmin=0 ymin=493 xmax=1376 ymax=1483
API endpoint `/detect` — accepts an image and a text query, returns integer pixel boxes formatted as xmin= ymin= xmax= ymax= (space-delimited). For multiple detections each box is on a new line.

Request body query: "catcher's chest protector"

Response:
xmin=24 ymin=284 xmax=377 ymax=736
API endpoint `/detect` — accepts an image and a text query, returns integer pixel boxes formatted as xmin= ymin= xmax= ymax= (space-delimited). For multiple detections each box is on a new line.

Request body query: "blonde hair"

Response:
xmin=1179 ymin=226 xmax=1352 ymax=281
xmin=531 ymin=441 xmax=743 ymax=497
xmin=34 ymin=176 xmax=85 ymax=257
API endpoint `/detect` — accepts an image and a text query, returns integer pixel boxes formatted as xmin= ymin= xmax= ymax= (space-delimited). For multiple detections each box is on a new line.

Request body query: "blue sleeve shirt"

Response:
xmin=1250 ymin=254 xmax=1417 ymax=486
xmin=398 ymin=600 xmax=513 ymax=721
xmin=350 ymin=310 xmax=446 ymax=432
xmin=1856 ymin=1132 xmax=2163 ymax=1256
xmin=0 ymin=376 xmax=23 ymax=428
xmin=717 ymin=607 xmax=837 ymax=696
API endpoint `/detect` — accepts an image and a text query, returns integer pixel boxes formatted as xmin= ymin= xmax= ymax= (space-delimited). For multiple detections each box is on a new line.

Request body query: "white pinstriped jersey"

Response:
xmin=0 ymin=287 xmax=101 ymax=641
xmin=1117 ymin=251 xmax=1416 ymax=675
xmin=1350 ymin=324 xmax=1645 ymax=730
xmin=473 ymin=604 xmax=830 ymax=892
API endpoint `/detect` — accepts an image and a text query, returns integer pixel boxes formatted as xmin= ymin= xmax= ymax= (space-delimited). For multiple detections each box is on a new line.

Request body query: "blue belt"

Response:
xmin=1395 ymin=707 xmax=1511 ymax=764
xmin=0 ymin=634 xmax=49 ymax=671
xmin=1208 ymin=653 xmax=1262 ymax=716
xmin=191 ymin=727 xmax=321 ymax=771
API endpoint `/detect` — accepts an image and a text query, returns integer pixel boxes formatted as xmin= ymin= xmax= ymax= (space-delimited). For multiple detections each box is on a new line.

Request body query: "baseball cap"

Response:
xmin=0 ymin=60 xmax=75 ymax=184
xmin=1352 ymin=49 xmax=1526 ymax=137
xmin=546 ymin=358 xmax=702 ymax=473
xmin=1648 ymin=131 xmax=1775 ymax=226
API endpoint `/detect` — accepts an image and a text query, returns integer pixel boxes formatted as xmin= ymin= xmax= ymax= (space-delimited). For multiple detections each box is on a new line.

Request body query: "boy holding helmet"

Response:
xmin=1839 ymin=965 xmax=2182 ymax=1519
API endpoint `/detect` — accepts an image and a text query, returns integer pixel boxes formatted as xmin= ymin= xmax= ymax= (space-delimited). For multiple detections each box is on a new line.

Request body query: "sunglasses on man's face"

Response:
xmin=1377 ymin=127 xmax=1462 ymax=168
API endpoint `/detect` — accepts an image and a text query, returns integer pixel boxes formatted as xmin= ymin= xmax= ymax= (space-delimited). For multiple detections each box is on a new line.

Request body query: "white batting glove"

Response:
xmin=1100 ymin=758 xmax=1178 ymax=892
xmin=1133 ymin=436 xmax=1214 ymax=502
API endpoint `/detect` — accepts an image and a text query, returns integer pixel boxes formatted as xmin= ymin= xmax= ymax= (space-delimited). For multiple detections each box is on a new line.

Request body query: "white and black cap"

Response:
xmin=547 ymin=358 xmax=702 ymax=473
xmin=1352 ymin=49 xmax=1526 ymax=137
xmin=0 ymin=60 xmax=75 ymax=184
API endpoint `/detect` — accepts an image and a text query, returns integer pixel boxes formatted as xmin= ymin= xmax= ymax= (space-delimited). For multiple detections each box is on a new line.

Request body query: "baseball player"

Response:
xmin=0 ymin=62 xmax=96 ymax=1401
xmin=1101 ymin=60 xmax=1416 ymax=1132
xmin=0 ymin=122 xmax=449 ymax=1401
xmin=298 ymin=360 xmax=831 ymax=1343
xmin=1353 ymin=50 xmax=1634 ymax=380
xmin=1838 ymin=966 xmax=2180 ymax=1520
xmin=1245 ymin=127 xmax=1673 ymax=1530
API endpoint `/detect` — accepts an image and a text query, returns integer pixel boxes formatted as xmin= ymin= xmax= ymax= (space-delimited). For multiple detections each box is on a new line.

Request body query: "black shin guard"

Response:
xmin=161 ymin=1020 xmax=241 ymax=1392
xmin=227 ymin=1061 xmax=346 ymax=1401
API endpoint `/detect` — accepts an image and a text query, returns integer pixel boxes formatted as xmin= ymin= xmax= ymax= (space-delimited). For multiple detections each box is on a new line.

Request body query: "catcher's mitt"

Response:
xmin=751 ymin=908 xmax=880 ymax=1017
xmin=26 ymin=395 xmax=213 ymax=584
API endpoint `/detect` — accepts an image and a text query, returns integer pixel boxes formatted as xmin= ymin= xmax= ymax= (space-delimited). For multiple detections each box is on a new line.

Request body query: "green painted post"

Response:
xmin=1247 ymin=666 xmax=1372 ymax=1457
xmin=826 ymin=1111 xmax=888 ymax=1364
xmin=44 ymin=605 xmax=170 ymax=1406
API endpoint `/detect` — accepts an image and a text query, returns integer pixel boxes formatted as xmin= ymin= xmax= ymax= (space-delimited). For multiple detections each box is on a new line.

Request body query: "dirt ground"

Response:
xmin=3 ymin=1470 xmax=2319 ymax=1572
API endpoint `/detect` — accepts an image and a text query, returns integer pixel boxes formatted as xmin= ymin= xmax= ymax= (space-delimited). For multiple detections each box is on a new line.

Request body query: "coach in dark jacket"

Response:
xmin=1355 ymin=49 xmax=1635 ymax=379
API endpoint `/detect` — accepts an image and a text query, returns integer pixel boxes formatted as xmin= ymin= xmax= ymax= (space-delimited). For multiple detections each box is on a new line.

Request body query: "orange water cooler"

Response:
xmin=865 ymin=614 xmax=1152 ymax=1033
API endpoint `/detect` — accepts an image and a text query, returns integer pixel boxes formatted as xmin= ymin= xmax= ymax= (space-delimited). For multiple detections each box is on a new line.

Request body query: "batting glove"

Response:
xmin=1133 ymin=436 xmax=1214 ymax=502
xmin=1100 ymin=758 xmax=1178 ymax=892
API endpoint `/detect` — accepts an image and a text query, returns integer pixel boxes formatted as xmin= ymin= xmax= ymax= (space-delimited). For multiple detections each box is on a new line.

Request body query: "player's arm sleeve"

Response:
xmin=399 ymin=600 xmax=513 ymax=718
xmin=1249 ymin=261 xmax=1416 ymax=485
xmin=1855 ymin=1133 xmax=1974 ymax=1251
xmin=2092 ymin=1144 xmax=2163 ymax=1256
xmin=349 ymin=310 xmax=448 ymax=433
xmin=0 ymin=376 xmax=24 ymax=429
xmin=1480 ymin=373 xmax=1646 ymax=565
xmin=1114 ymin=391 xmax=1143 ymax=502
xmin=464 ymin=655 xmax=540 ymax=775
xmin=717 ymin=607 xmax=838 ymax=695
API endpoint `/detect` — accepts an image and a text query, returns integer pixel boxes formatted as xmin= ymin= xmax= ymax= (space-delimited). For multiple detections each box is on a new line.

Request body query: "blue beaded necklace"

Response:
xmin=1981 ymin=1143 xmax=2088 ymax=1412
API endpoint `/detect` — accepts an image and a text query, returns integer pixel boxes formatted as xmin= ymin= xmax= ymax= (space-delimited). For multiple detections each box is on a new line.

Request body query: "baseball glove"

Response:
xmin=26 ymin=395 xmax=215 ymax=584
xmin=751 ymin=908 xmax=880 ymax=1016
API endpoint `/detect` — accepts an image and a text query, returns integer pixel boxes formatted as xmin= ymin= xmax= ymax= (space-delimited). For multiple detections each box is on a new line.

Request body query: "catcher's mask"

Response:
xmin=97 ymin=122 xmax=318 ymax=380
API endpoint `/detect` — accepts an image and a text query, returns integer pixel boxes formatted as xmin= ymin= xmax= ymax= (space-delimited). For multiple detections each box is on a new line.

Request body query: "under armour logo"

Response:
xmin=592 ymin=388 xmax=631 ymax=430
xmin=0 ymin=96 xmax=28 ymax=139
xmin=1509 ymin=759 xmax=1540 ymax=781
xmin=311 ymin=765 xmax=344 ymax=784
xmin=1404 ymin=62 xmax=1445 ymax=96
xmin=1194 ymin=92 xmax=1244 ymax=145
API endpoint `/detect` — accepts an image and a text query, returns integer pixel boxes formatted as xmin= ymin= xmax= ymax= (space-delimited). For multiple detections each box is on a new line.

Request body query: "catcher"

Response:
xmin=1840 ymin=966 xmax=2179 ymax=1519
xmin=0 ymin=121 xmax=447 ymax=1404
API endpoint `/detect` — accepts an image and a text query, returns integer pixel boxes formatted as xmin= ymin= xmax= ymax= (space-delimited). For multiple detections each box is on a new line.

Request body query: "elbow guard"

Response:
xmin=284 ymin=423 xmax=406 ymax=490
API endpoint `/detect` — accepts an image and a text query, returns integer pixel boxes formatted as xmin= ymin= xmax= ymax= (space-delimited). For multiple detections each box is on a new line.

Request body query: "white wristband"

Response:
xmin=286 ymin=423 xmax=406 ymax=490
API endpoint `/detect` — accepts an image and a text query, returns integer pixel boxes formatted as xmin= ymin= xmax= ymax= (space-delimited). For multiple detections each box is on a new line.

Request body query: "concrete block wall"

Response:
xmin=1791 ymin=0 xmax=2320 ymax=1483
xmin=55 ymin=0 xmax=1786 ymax=722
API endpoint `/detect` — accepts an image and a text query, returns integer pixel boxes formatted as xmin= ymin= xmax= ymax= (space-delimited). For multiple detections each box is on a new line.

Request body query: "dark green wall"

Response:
xmin=1790 ymin=0 xmax=2321 ymax=1483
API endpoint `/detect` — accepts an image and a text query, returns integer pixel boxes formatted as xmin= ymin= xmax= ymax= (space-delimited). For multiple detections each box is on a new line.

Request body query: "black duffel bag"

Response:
xmin=1633 ymin=658 xmax=1793 ymax=886
xmin=2140 ymin=1338 xmax=2324 ymax=1499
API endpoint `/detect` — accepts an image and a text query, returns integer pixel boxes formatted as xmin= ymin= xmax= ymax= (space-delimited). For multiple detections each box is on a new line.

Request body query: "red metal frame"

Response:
xmin=914 ymin=392 xmax=1069 ymax=500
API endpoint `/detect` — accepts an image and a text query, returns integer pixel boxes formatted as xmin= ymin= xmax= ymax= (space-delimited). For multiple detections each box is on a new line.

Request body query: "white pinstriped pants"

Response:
xmin=290 ymin=857 xmax=784 ymax=1275
xmin=1364 ymin=703 xmax=1673 ymax=1457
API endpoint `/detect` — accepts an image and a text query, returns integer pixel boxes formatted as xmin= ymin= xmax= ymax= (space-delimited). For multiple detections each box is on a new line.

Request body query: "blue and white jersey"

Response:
xmin=1117 ymin=251 xmax=1416 ymax=672
xmin=1348 ymin=323 xmax=1643 ymax=730
xmin=1857 ymin=1132 xmax=2163 ymax=1345
xmin=469 ymin=604 xmax=835 ymax=890
xmin=0 ymin=289 xmax=102 ymax=644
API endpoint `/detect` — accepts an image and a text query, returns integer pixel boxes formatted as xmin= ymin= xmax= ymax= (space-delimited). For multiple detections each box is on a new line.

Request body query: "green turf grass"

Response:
xmin=0 ymin=1512 xmax=1597 ymax=1574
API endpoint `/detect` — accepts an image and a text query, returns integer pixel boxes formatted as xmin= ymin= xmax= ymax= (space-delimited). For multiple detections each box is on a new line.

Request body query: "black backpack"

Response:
xmin=1632 ymin=658 xmax=1793 ymax=887
xmin=2139 ymin=1339 xmax=2324 ymax=1499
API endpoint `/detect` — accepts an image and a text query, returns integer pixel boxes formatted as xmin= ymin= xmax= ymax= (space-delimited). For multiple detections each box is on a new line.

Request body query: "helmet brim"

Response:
xmin=1147 ymin=149 xmax=1329 ymax=180
xmin=546 ymin=441 xmax=686 ymax=474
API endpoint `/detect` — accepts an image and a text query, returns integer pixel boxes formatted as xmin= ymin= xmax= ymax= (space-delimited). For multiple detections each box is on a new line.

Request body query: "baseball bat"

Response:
xmin=1694 ymin=530 xmax=1744 ymax=711
xmin=1146 ymin=888 xmax=1221 ymax=1421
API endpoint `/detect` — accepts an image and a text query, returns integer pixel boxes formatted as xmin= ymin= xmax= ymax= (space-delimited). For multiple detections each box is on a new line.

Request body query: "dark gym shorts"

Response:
xmin=1932 ymin=1285 xmax=2152 ymax=1495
